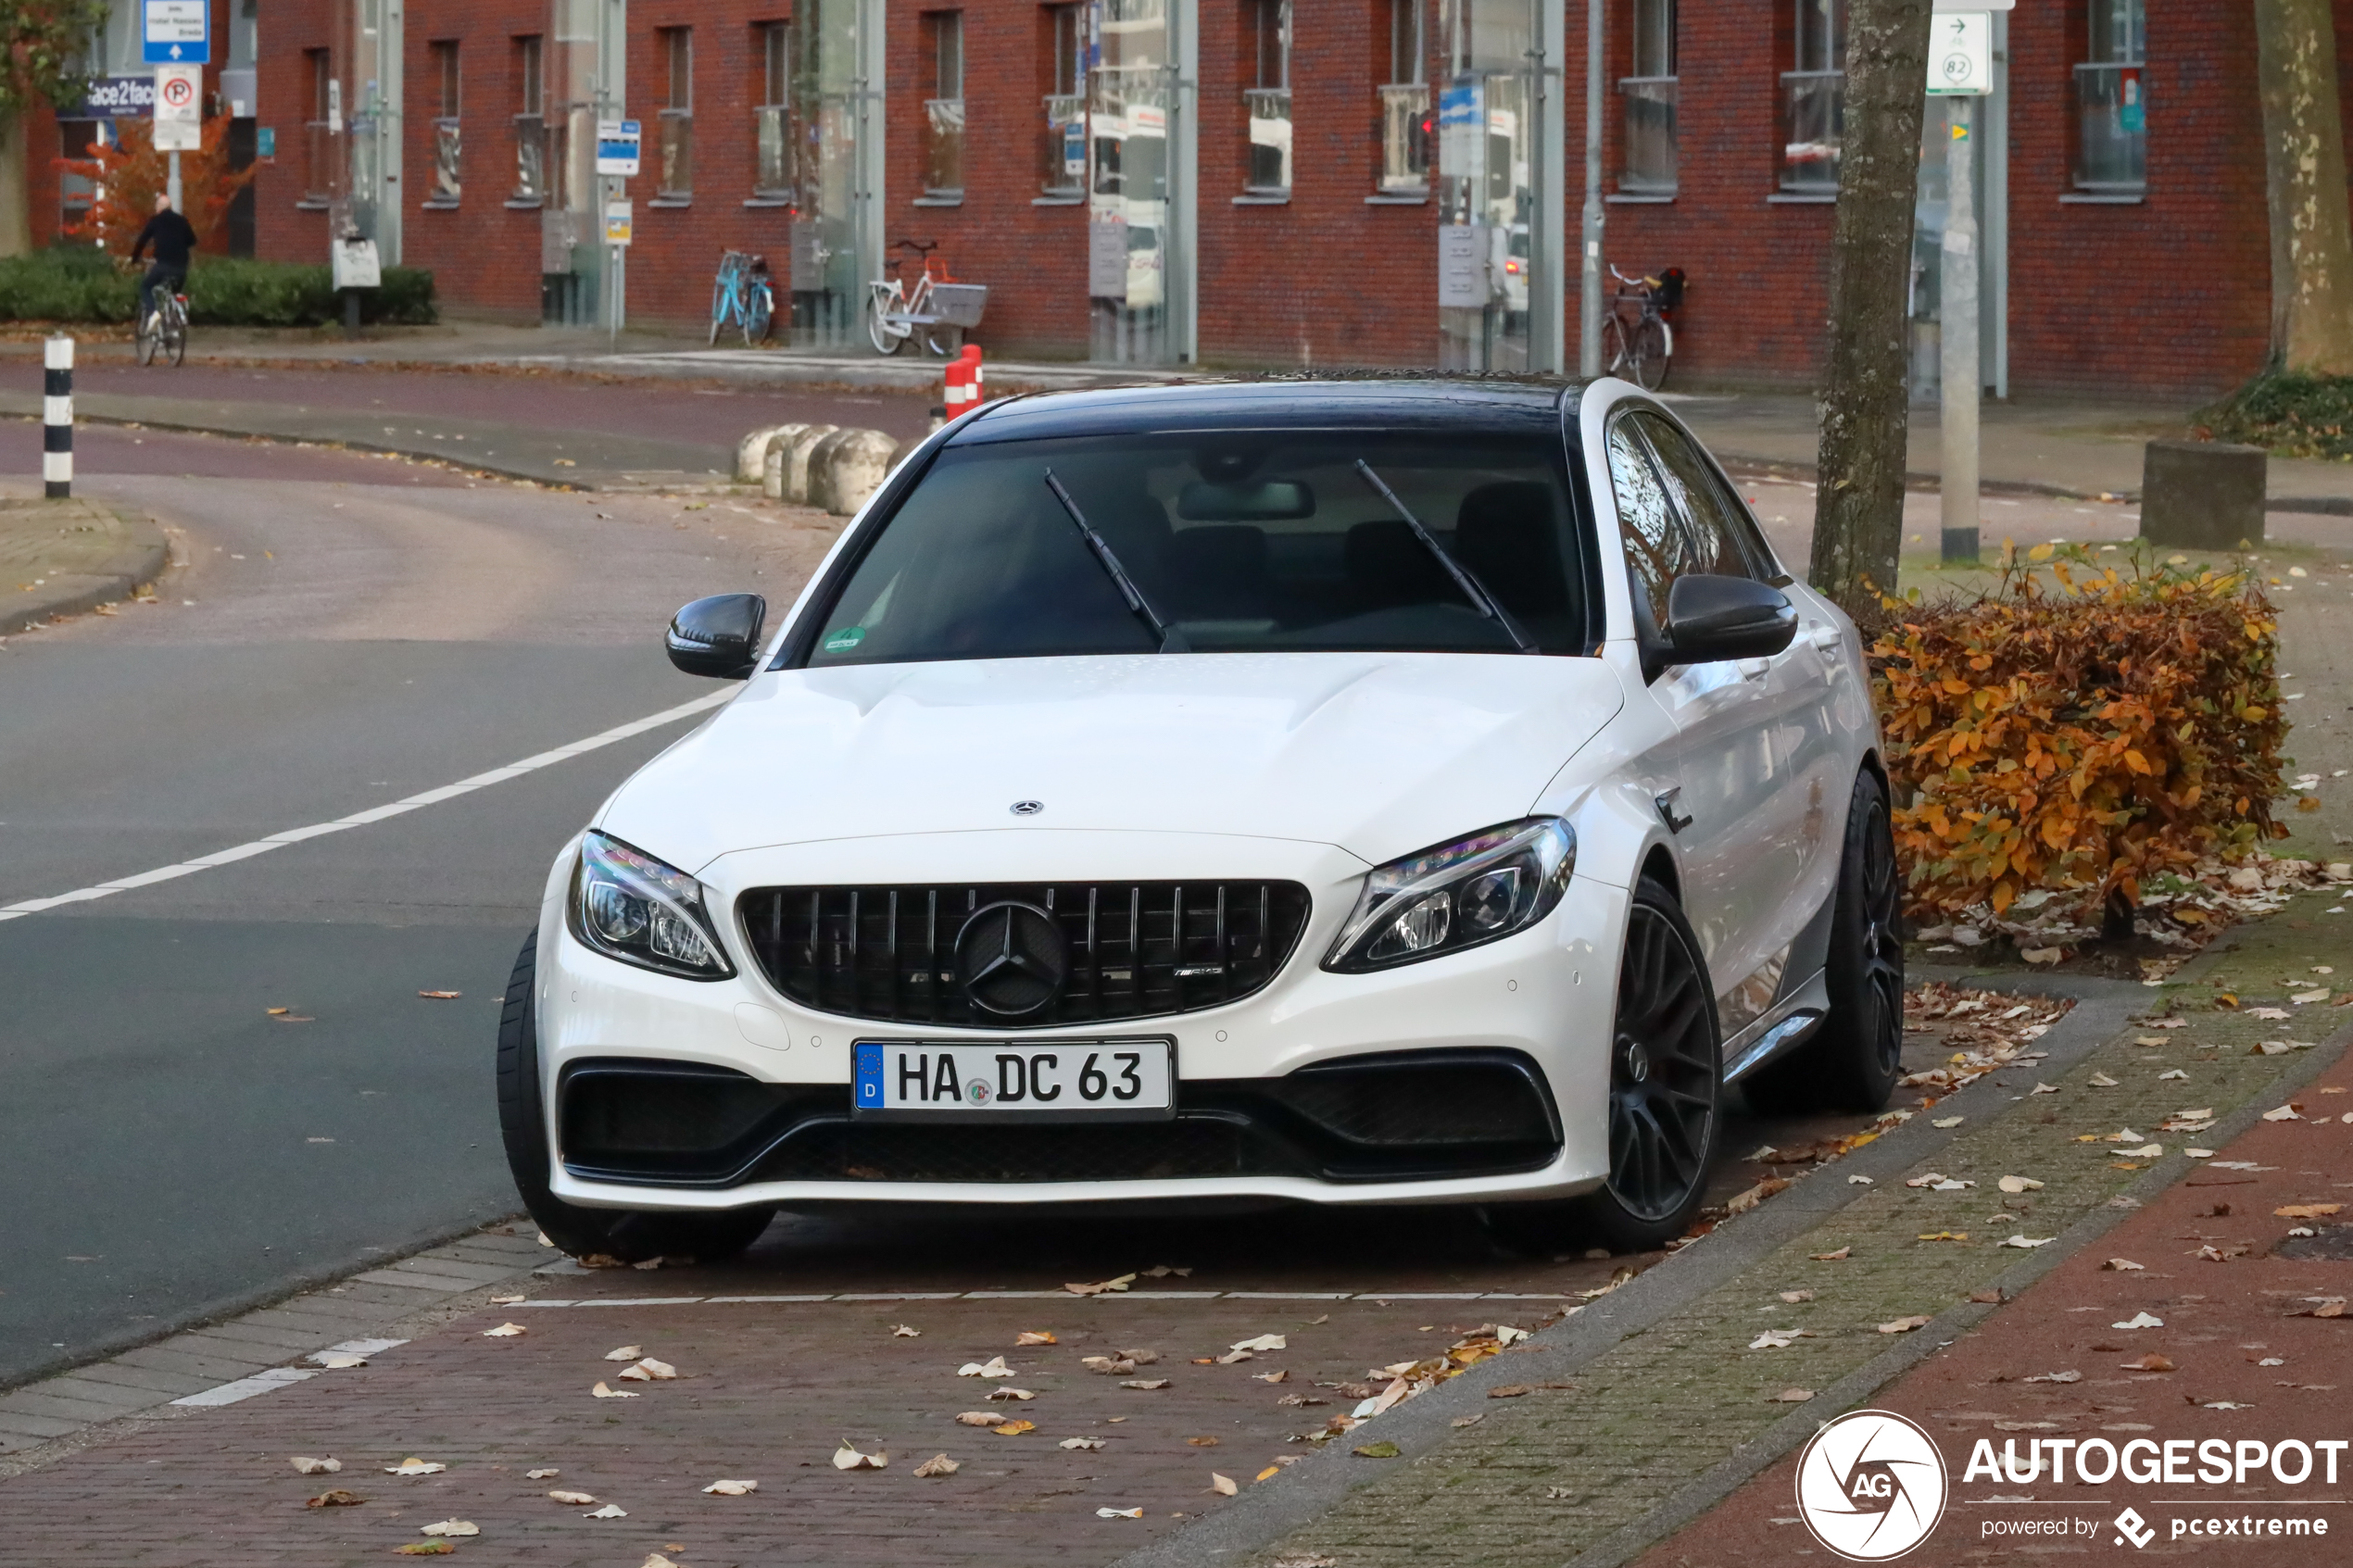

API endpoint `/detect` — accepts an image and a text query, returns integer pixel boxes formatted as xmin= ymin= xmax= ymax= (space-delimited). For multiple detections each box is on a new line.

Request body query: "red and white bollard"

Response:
xmin=936 ymin=344 xmax=985 ymax=428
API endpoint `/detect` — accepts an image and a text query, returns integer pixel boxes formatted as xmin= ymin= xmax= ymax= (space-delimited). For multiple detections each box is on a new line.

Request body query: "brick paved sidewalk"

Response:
xmin=1 ymin=495 xmax=167 ymax=631
xmin=1634 ymin=1069 xmax=2353 ymax=1567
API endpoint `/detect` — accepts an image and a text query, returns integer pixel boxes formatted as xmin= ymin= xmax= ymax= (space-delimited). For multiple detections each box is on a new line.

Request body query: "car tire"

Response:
xmin=1485 ymin=875 xmax=1722 ymax=1257
xmin=1739 ymin=770 xmax=1906 ymax=1116
xmin=496 ymin=929 xmax=776 ymax=1264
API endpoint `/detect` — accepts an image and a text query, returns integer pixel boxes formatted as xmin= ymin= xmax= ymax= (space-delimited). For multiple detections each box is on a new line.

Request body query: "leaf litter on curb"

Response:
xmin=834 ymin=1441 xmax=888 ymax=1470
xmin=1064 ymin=1273 xmax=1138 ymax=1297
xmin=480 ymin=1323 xmax=527 ymax=1337
xmin=958 ymin=1356 xmax=1013 ymax=1378
xmin=1061 ymin=1437 xmax=1105 ymax=1450
xmin=913 ymin=1454 xmax=960 ymax=1477
xmin=289 ymin=1457 xmax=341 ymax=1475
xmin=523 ymin=1468 xmax=559 ymax=1479
xmin=306 ymin=1489 xmax=365 ymax=1508
xmin=590 ymin=1381 xmax=638 ymax=1399
xmin=1014 ymin=1330 xmax=1057 ymax=1345
xmin=1210 ymin=1473 xmax=1239 ymax=1496
xmin=603 ymin=1346 xmax=644 ymax=1361
xmin=547 ymin=1489 xmax=598 ymax=1504
xmin=585 ymin=1503 xmax=628 ymax=1518
xmin=1098 ymin=1507 xmax=1145 ymax=1518
xmin=701 ymin=1479 xmax=758 ymax=1495
xmin=384 ymin=1459 xmax=447 ymax=1476
xmin=618 ymin=1358 xmax=676 ymax=1381
xmin=420 ymin=1521 xmax=479 ymax=1537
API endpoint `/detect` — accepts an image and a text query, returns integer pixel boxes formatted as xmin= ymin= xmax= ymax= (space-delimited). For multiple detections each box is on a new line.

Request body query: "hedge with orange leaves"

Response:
xmin=1872 ymin=546 xmax=2286 ymax=923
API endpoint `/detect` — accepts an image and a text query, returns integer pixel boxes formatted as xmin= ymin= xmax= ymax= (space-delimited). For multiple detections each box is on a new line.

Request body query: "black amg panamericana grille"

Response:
xmin=736 ymin=882 xmax=1313 ymax=1025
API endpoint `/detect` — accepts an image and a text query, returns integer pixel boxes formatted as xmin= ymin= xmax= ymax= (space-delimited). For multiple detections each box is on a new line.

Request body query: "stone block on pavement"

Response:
xmin=782 ymin=423 xmax=839 ymax=506
xmin=736 ymin=423 xmax=800 ymax=483
xmin=819 ymin=428 xmax=902 ymax=516
xmin=2141 ymin=437 xmax=2266 ymax=549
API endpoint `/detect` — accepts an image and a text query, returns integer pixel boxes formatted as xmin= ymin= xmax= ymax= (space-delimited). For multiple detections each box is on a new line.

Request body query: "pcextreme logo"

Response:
xmin=1795 ymin=1410 xmax=1951 ymax=1561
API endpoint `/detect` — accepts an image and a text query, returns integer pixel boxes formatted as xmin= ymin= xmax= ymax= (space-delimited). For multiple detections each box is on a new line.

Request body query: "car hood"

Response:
xmin=600 ymin=652 xmax=1626 ymax=872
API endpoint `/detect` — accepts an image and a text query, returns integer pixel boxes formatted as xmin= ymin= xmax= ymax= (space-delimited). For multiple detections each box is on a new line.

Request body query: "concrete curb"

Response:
xmin=1110 ymin=978 xmax=2150 ymax=1568
xmin=1558 ymin=1010 xmax=2353 ymax=1568
xmin=5 ymin=502 xmax=170 ymax=631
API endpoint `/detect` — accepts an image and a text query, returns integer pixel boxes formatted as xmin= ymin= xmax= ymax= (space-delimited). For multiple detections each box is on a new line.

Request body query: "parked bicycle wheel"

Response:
xmin=922 ymin=323 xmax=960 ymax=358
xmin=709 ymin=270 xmax=733 ymax=347
xmin=744 ymin=282 xmax=774 ymax=345
xmin=1627 ymin=317 xmax=1670 ymax=392
xmin=135 ymin=314 xmax=157 ymax=367
xmin=1600 ymin=314 xmax=1629 ymax=381
xmin=167 ymin=302 xmax=187 ymax=367
xmin=865 ymin=291 xmax=903 ymax=357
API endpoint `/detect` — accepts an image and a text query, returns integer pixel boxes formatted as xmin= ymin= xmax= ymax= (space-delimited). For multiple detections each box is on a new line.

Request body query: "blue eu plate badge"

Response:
xmin=854 ymin=1044 xmax=886 ymax=1109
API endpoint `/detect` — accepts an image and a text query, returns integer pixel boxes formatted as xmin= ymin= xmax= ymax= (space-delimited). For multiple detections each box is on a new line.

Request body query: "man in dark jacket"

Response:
xmin=130 ymin=194 xmax=198 ymax=332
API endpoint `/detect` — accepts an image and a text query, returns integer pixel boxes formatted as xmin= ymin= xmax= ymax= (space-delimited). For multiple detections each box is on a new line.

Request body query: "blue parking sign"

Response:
xmin=143 ymin=0 xmax=209 ymax=63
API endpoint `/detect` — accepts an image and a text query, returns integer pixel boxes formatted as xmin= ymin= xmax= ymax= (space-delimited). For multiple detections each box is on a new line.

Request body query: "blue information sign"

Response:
xmin=143 ymin=0 xmax=210 ymax=64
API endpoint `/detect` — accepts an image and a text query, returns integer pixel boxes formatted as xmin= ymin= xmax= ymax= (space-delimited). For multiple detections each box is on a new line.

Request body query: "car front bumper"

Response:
xmin=537 ymin=830 xmax=1626 ymax=1211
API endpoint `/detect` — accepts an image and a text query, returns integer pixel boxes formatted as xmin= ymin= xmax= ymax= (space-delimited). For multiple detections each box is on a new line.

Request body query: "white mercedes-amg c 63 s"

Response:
xmin=497 ymin=376 xmax=1900 ymax=1262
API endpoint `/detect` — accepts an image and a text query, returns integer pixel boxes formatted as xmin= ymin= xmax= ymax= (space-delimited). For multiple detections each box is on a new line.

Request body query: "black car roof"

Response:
xmin=948 ymin=375 xmax=1590 ymax=445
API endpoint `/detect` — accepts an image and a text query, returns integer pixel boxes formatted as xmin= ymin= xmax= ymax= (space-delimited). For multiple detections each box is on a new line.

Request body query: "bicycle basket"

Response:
xmin=929 ymin=283 xmax=988 ymax=328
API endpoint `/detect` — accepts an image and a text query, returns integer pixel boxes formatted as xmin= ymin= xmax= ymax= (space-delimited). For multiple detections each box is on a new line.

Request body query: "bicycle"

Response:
xmin=865 ymin=239 xmax=963 ymax=358
xmin=708 ymin=251 xmax=776 ymax=346
xmin=136 ymin=284 xmax=189 ymax=368
xmin=1601 ymin=264 xmax=1680 ymax=392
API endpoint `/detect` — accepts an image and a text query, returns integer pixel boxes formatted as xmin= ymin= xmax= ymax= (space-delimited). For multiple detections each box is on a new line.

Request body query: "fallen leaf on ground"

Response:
xmin=1779 ymin=1289 xmax=1815 ymax=1303
xmin=2113 ymin=1311 xmax=2166 ymax=1329
xmin=314 ymin=1353 xmax=367 ymax=1369
xmin=590 ymin=1382 xmax=637 ymax=1399
xmin=1353 ymin=1441 xmax=1402 ymax=1459
xmin=1810 ymin=1247 xmax=1851 ymax=1261
xmin=956 ymin=1411 xmax=1001 ymax=1425
xmin=392 ymin=1545 xmax=454 ymax=1557
xmin=1726 ymin=1177 xmax=1792 ymax=1214
xmin=2125 ymin=1354 xmax=2175 ymax=1371
xmin=480 ymin=1323 xmax=527 ymax=1337
xmin=833 ymin=1442 xmax=887 ymax=1470
xmin=1768 ymin=1387 xmax=1813 ymax=1402
xmin=1064 ymin=1274 xmax=1138 ymax=1297
xmin=2294 ymin=1299 xmax=2347 ymax=1318
xmin=2024 ymin=1370 xmax=2082 ymax=1384
xmin=1120 ymin=1378 xmax=1171 ymax=1390
xmin=618 ymin=1359 xmax=676 ymax=1381
xmin=489 ymin=1293 xmax=525 ymax=1305
xmin=2104 ymin=1258 xmax=2146 ymax=1271
xmin=2186 ymin=1148 xmax=2216 ymax=1159
xmin=547 ymin=1490 xmax=598 ymax=1505
xmin=1918 ymin=1232 xmax=1969 ymax=1243
xmin=1848 ymin=1174 xmax=1874 ymax=1185
xmin=290 ymin=1457 xmax=341 ymax=1475
xmin=992 ymin=1421 xmax=1037 ymax=1436
xmin=2159 ymin=1070 xmax=2189 ymax=1081
xmin=1014 ymin=1330 xmax=1056 ymax=1346
xmin=1211 ymin=1473 xmax=1239 ymax=1496
xmin=1879 ymin=1316 xmax=1934 ymax=1335
xmin=959 ymin=1356 xmax=1013 ymax=1378
xmin=603 ymin=1346 xmax=643 ymax=1361
xmin=1254 ymin=1369 xmax=1290 ymax=1384
xmin=1140 ymin=1265 xmax=1192 ymax=1277
xmin=2265 ymin=1106 xmax=2303 ymax=1122
xmin=986 ymin=1386 xmax=1035 ymax=1401
xmin=2021 ymin=947 xmax=2063 ymax=965
xmin=640 ymin=1558 xmax=680 ymax=1568
xmin=701 ymin=1479 xmax=758 ymax=1495
xmin=1186 ymin=1436 xmax=1220 ymax=1447
xmin=2277 ymin=1204 xmax=2344 ymax=1219
xmin=2089 ymin=1073 xmax=2119 ymax=1087
xmin=585 ymin=1503 xmax=628 ymax=1518
xmin=1258 ymin=1463 xmax=1283 ymax=1480
xmin=891 ymin=1324 xmax=922 ymax=1338
xmin=1999 ymin=1235 xmax=2057 ymax=1249
xmin=417 ymin=990 xmax=462 ymax=999
xmin=1997 ymin=1176 xmax=2045 ymax=1194
xmin=1451 ymin=1413 xmax=1485 ymax=1428
xmin=1932 ymin=1117 xmax=1965 ymax=1128
xmin=1905 ymin=1172 xmax=1948 ymax=1188
xmin=1061 ymin=1436 xmax=1106 ymax=1450
xmin=2030 ymin=1084 xmax=2061 ymax=1096
xmin=524 ymin=1468 xmax=560 ymax=1479
xmin=1098 ymin=1507 xmax=1145 ymax=1519
xmin=421 ymin=1522 xmax=479 ymax=1537
xmin=1488 ymin=1384 xmax=1534 ymax=1398
xmin=306 ymin=1489 xmax=365 ymax=1508
xmin=1214 ymin=1349 xmax=1255 ymax=1364
xmin=1230 ymin=1334 xmax=1288 ymax=1352
xmin=1750 ymin=1330 xmax=1812 ymax=1349
xmin=384 ymin=1459 xmax=447 ymax=1476
xmin=913 ymin=1454 xmax=960 ymax=1477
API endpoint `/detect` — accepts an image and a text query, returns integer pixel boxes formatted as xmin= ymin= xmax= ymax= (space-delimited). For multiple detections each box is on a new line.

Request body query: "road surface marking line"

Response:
xmin=169 ymin=1366 xmax=316 ymax=1407
xmin=499 ymin=1290 xmax=1579 ymax=1308
xmin=0 ymin=689 xmax=731 ymax=924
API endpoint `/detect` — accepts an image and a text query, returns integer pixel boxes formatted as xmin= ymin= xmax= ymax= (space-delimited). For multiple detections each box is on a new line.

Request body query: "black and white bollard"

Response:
xmin=43 ymin=335 xmax=72 ymax=500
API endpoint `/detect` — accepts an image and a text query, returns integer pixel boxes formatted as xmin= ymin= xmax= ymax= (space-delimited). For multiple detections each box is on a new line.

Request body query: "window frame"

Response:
xmin=1040 ymin=3 xmax=1086 ymax=197
xmin=2072 ymin=0 xmax=2147 ymax=194
xmin=923 ymin=10 xmax=967 ymax=199
xmin=512 ymin=33 xmax=547 ymax=204
xmin=754 ymin=19 xmax=795 ymax=200
xmin=1617 ymin=0 xmax=1677 ymax=195
xmin=1377 ymin=0 xmax=1429 ymax=194
xmin=1242 ymin=0 xmax=1292 ymax=197
xmin=656 ymin=26 xmax=695 ymax=201
xmin=303 ymin=47 xmax=334 ymax=203
xmin=427 ymin=39 xmax=461 ymax=207
xmin=1779 ymin=0 xmax=1845 ymax=194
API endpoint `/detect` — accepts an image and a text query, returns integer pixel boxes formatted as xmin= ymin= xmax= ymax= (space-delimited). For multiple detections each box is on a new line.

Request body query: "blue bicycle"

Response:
xmin=708 ymin=250 xmax=775 ymax=345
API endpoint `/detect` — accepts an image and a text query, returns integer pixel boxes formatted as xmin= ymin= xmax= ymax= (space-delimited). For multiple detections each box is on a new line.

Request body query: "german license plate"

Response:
xmin=851 ymin=1039 xmax=1175 ymax=1122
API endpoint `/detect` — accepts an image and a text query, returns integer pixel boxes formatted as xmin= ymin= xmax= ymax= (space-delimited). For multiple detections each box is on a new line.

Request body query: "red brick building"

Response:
xmin=12 ymin=1 xmax=2322 ymax=396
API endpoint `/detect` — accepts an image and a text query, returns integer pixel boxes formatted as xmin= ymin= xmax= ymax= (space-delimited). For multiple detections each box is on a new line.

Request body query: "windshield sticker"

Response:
xmin=822 ymin=626 xmax=866 ymax=653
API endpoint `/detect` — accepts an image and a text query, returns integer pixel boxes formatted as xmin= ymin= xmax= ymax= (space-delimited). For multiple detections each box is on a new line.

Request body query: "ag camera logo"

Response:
xmin=1795 ymin=1410 xmax=1950 ymax=1561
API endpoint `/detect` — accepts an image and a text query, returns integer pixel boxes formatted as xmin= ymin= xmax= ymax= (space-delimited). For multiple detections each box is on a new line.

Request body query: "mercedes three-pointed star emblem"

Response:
xmin=953 ymin=900 xmax=1070 ymax=1016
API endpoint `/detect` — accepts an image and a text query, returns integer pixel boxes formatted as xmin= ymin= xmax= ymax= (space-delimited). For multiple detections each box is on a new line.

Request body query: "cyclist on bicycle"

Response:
xmin=131 ymin=194 xmax=197 ymax=333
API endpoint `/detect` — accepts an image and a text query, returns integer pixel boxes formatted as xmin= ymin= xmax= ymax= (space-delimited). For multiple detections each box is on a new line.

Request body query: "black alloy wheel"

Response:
xmin=1483 ymin=876 xmax=1720 ymax=1256
xmin=496 ymin=929 xmax=776 ymax=1264
xmin=1743 ymin=770 xmax=1906 ymax=1114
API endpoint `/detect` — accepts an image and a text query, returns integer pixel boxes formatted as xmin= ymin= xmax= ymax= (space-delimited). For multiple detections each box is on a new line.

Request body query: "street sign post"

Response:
xmin=142 ymin=0 xmax=208 ymax=64
xmin=603 ymin=200 xmax=634 ymax=246
xmin=1927 ymin=3 xmax=2000 ymax=563
xmin=596 ymin=120 xmax=642 ymax=177
xmin=153 ymin=61 xmax=201 ymax=208
xmin=1926 ymin=12 xmax=1993 ymax=96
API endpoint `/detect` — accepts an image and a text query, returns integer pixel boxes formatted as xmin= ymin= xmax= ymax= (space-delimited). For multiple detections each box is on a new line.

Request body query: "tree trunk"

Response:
xmin=1807 ymin=0 xmax=1932 ymax=619
xmin=0 ymin=107 xmax=31 ymax=258
xmin=2256 ymin=0 xmax=2353 ymax=375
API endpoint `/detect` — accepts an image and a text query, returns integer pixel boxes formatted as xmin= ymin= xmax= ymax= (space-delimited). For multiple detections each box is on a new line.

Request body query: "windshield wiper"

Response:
xmin=1043 ymin=469 xmax=1188 ymax=652
xmin=1353 ymin=460 xmax=1537 ymax=653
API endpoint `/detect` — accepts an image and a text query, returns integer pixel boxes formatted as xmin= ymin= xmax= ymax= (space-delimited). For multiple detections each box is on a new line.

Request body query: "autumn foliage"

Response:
xmin=1872 ymin=546 xmax=2287 ymax=926
xmin=54 ymin=116 xmax=253 ymax=255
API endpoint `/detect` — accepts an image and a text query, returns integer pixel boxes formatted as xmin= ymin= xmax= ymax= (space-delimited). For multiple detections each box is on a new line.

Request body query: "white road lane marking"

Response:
xmin=0 ymin=689 xmax=733 ymax=923
xmin=509 ymin=1291 xmax=1579 ymax=1306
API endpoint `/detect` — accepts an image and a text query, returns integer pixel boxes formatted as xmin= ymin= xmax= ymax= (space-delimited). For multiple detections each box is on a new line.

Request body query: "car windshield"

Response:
xmin=799 ymin=431 xmax=1588 ymax=666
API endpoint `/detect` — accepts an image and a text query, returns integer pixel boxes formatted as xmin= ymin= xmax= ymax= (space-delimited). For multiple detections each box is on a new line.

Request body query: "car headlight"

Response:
xmin=1323 ymin=818 xmax=1576 ymax=972
xmin=567 ymin=831 xmax=736 ymax=981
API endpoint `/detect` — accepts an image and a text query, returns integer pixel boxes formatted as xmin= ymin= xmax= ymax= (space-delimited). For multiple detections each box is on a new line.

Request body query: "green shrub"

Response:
xmin=0 ymin=246 xmax=434 ymax=327
xmin=2199 ymin=370 xmax=2353 ymax=460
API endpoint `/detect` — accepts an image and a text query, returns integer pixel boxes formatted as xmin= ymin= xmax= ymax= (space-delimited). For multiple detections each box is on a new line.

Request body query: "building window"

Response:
xmin=304 ymin=48 xmax=334 ymax=201
xmin=924 ymin=11 xmax=965 ymax=197
xmin=1619 ymin=0 xmax=1675 ymax=194
xmin=1244 ymin=0 xmax=1290 ymax=194
xmin=2074 ymin=0 xmax=2145 ymax=192
xmin=1780 ymin=0 xmax=1844 ymax=194
xmin=1378 ymin=0 xmax=1428 ymax=193
xmin=428 ymin=41 xmax=460 ymax=204
xmin=755 ymin=20 xmax=794 ymax=198
xmin=513 ymin=34 xmax=546 ymax=202
xmin=1041 ymin=3 xmax=1085 ymax=196
xmin=658 ymin=26 xmax=694 ymax=199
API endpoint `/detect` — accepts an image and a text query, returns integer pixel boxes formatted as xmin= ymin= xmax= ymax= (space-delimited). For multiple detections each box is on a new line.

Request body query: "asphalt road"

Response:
xmin=0 ymin=430 xmax=848 ymax=1387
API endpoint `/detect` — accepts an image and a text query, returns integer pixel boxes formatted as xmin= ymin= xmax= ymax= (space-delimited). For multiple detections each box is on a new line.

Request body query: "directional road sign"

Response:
xmin=143 ymin=0 xmax=209 ymax=65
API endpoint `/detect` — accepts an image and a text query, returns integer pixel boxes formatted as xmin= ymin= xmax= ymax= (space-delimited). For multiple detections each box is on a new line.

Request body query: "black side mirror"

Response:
xmin=1659 ymin=574 xmax=1795 ymax=670
xmin=666 ymin=594 xmax=768 ymax=680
